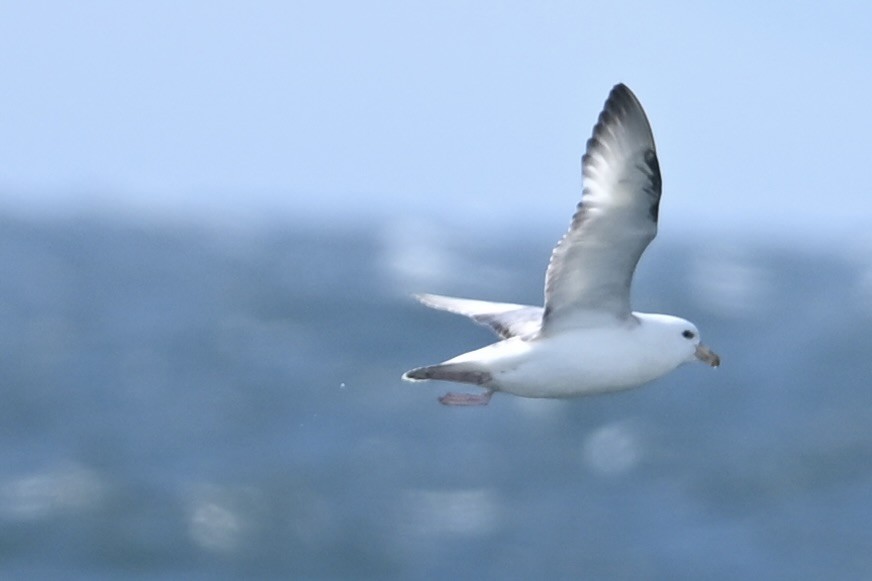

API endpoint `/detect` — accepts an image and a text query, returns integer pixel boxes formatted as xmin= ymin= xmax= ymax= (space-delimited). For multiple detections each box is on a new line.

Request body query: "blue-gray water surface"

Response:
xmin=0 ymin=214 xmax=869 ymax=579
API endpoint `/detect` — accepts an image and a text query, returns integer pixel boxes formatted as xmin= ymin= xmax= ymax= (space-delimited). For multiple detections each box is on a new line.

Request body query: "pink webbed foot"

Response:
xmin=438 ymin=391 xmax=494 ymax=406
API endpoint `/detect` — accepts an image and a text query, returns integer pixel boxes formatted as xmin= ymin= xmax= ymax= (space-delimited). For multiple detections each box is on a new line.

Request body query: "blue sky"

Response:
xmin=1 ymin=1 xmax=870 ymax=241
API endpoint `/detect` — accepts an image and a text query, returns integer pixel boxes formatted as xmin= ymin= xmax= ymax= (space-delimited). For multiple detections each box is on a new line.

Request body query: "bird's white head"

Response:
xmin=638 ymin=313 xmax=720 ymax=369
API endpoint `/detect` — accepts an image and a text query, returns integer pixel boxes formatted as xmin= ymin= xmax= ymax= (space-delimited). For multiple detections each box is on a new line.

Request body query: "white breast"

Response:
xmin=480 ymin=324 xmax=687 ymax=398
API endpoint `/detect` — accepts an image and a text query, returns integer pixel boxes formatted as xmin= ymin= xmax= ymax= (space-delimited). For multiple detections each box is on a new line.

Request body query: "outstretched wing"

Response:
xmin=415 ymin=293 xmax=543 ymax=339
xmin=542 ymin=83 xmax=661 ymax=333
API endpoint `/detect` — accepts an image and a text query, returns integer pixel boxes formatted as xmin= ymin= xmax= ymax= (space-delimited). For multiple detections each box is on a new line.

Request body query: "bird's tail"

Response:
xmin=402 ymin=363 xmax=492 ymax=386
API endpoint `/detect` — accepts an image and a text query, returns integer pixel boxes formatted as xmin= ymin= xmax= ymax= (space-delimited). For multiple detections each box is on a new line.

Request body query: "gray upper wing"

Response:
xmin=542 ymin=84 xmax=661 ymax=333
xmin=415 ymin=293 xmax=543 ymax=339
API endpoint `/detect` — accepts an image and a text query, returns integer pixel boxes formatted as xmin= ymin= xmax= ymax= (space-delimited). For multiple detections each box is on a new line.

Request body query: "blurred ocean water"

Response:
xmin=0 ymin=213 xmax=870 ymax=579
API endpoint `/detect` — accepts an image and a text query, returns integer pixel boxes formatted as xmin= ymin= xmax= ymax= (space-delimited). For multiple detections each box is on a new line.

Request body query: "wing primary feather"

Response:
xmin=414 ymin=293 xmax=543 ymax=339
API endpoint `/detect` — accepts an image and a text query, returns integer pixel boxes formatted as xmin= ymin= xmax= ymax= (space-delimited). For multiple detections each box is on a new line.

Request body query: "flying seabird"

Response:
xmin=403 ymin=84 xmax=720 ymax=406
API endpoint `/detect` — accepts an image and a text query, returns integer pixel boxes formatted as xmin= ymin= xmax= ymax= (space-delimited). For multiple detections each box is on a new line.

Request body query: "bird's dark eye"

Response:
xmin=682 ymin=330 xmax=696 ymax=339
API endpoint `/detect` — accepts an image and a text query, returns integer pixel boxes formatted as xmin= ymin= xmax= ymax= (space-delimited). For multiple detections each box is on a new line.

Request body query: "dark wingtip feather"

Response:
xmin=606 ymin=83 xmax=642 ymax=110
xmin=584 ymin=83 xmax=661 ymax=221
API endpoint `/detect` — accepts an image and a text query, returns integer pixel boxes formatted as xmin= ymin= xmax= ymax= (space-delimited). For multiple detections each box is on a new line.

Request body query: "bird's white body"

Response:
xmin=440 ymin=314 xmax=701 ymax=398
